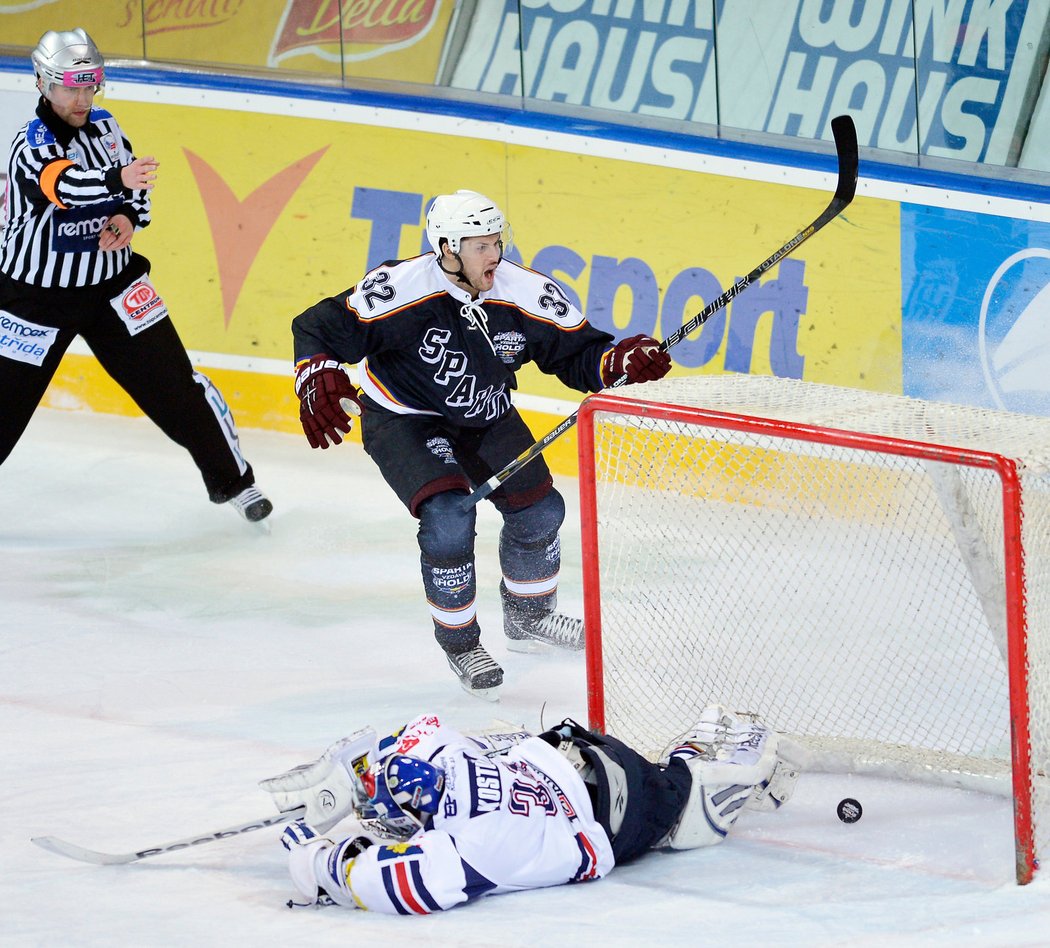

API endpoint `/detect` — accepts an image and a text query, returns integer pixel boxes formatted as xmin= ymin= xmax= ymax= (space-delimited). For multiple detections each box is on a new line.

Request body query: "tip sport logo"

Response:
xmin=110 ymin=276 xmax=170 ymax=337
xmin=123 ymin=281 xmax=159 ymax=320
xmin=979 ymin=249 xmax=1050 ymax=414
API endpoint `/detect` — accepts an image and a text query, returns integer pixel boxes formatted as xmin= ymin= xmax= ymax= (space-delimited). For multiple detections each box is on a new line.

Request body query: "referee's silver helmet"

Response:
xmin=32 ymin=28 xmax=105 ymax=90
xmin=426 ymin=190 xmax=510 ymax=255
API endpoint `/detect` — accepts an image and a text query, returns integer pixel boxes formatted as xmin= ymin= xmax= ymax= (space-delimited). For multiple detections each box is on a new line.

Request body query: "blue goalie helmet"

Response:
xmin=368 ymin=754 xmax=445 ymax=837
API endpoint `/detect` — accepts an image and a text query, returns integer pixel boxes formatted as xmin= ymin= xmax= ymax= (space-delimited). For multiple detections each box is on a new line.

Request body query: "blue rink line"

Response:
xmin=2 ymin=53 xmax=1047 ymax=207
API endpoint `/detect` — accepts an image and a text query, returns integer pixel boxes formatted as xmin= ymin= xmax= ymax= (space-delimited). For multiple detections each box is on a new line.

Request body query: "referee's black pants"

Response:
xmin=0 ymin=255 xmax=255 ymax=502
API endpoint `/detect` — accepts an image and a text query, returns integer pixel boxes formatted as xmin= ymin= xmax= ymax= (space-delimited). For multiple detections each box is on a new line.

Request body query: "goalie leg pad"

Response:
xmin=659 ymin=706 xmax=801 ymax=849
xmin=661 ymin=765 xmax=755 ymax=850
xmin=747 ymin=735 xmax=805 ymax=812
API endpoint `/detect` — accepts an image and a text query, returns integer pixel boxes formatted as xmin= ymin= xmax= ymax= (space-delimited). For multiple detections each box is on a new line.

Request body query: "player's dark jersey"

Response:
xmin=292 ymin=253 xmax=614 ymax=428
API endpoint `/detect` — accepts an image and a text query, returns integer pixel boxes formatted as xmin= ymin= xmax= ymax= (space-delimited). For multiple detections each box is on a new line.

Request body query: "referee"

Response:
xmin=0 ymin=28 xmax=272 ymax=522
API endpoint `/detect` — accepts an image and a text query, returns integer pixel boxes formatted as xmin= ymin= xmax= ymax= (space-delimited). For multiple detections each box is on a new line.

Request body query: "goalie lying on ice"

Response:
xmin=260 ymin=705 xmax=803 ymax=914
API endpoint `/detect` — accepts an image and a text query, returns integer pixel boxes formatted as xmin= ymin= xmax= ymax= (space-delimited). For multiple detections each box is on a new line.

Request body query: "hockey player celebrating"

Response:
xmin=291 ymin=190 xmax=671 ymax=696
xmin=262 ymin=705 xmax=801 ymax=913
xmin=0 ymin=28 xmax=272 ymax=523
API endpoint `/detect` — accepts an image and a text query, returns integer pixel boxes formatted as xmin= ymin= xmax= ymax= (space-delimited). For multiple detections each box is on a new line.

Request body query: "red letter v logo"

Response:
xmin=184 ymin=146 xmax=329 ymax=327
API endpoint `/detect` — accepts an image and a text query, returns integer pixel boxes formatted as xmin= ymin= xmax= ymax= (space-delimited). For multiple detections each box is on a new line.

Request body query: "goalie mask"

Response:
xmin=32 ymin=28 xmax=105 ymax=93
xmin=366 ymin=754 xmax=445 ymax=837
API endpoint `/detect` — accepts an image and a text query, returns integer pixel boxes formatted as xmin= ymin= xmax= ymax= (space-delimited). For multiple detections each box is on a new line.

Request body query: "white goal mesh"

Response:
xmin=577 ymin=374 xmax=1050 ymax=883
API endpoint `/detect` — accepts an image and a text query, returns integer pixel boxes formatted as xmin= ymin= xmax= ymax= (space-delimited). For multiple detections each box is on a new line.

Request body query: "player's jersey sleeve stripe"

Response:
xmin=572 ymin=832 xmax=600 ymax=882
xmin=379 ymin=865 xmax=412 ymax=914
xmin=409 ymin=860 xmax=443 ymax=912
xmin=358 ymin=358 xmax=441 ymax=417
xmin=379 ymin=861 xmax=430 ymax=915
xmin=39 ymin=158 xmax=74 ymax=208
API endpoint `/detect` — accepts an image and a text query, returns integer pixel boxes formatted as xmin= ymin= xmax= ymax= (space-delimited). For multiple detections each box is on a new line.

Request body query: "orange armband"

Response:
xmin=39 ymin=158 xmax=74 ymax=208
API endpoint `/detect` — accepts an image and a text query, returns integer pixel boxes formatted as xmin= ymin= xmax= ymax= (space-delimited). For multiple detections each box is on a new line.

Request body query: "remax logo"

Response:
xmin=979 ymin=249 xmax=1050 ymax=414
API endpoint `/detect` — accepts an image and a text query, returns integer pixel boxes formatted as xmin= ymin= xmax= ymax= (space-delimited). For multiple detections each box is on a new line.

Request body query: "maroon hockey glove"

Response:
xmin=294 ymin=355 xmax=364 ymax=449
xmin=601 ymin=334 xmax=671 ymax=386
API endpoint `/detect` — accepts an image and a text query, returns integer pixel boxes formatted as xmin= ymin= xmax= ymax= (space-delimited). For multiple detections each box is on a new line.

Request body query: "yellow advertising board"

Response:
xmin=34 ymin=88 xmax=900 ymax=475
xmin=0 ymin=0 xmax=455 ymax=83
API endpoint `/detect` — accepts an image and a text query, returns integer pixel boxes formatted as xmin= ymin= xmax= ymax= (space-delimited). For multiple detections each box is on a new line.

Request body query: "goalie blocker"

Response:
xmin=260 ymin=707 xmax=802 ymax=913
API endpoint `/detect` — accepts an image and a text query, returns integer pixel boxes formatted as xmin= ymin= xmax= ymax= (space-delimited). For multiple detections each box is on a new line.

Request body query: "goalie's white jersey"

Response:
xmin=341 ymin=715 xmax=614 ymax=914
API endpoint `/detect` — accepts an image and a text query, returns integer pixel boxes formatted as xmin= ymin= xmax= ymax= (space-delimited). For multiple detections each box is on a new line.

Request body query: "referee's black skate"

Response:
xmin=445 ymin=645 xmax=503 ymax=701
xmin=227 ymin=485 xmax=273 ymax=522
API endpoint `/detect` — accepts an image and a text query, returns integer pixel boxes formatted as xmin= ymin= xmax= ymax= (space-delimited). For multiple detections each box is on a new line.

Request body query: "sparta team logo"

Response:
xmin=492 ymin=330 xmax=526 ymax=365
xmin=425 ymin=436 xmax=456 ymax=464
xmin=978 ymin=248 xmax=1050 ymax=414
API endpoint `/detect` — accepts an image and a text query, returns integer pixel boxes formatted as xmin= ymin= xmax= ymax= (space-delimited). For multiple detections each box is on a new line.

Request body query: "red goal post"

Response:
xmin=577 ymin=374 xmax=1050 ymax=884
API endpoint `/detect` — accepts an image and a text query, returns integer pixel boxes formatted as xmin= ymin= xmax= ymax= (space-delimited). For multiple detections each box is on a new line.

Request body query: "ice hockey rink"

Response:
xmin=5 ymin=408 xmax=1050 ymax=946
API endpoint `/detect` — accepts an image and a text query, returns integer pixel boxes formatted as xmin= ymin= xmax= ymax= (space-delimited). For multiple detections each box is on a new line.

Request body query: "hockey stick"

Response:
xmin=463 ymin=114 xmax=859 ymax=509
xmin=30 ymin=805 xmax=306 ymax=865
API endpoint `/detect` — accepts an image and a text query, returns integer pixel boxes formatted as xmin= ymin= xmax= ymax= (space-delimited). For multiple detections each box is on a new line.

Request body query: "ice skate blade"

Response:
xmin=458 ymin=681 xmax=501 ymax=702
xmin=505 ymin=636 xmax=555 ymax=654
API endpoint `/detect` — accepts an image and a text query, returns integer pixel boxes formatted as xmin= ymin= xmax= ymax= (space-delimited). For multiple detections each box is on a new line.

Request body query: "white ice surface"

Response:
xmin=4 ymin=409 xmax=1050 ymax=947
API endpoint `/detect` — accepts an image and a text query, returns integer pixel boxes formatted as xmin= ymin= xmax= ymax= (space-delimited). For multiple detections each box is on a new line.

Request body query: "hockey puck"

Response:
xmin=837 ymin=798 xmax=862 ymax=823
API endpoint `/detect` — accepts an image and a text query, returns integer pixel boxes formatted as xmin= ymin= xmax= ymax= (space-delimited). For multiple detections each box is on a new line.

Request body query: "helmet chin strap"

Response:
xmin=438 ymin=251 xmax=478 ymax=293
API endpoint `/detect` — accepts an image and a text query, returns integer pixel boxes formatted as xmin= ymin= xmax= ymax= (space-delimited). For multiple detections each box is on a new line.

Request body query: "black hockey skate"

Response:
xmin=445 ymin=645 xmax=503 ymax=700
xmin=501 ymin=582 xmax=584 ymax=653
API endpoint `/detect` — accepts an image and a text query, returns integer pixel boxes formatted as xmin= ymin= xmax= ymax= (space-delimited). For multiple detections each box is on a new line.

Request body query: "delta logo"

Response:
xmin=122 ymin=281 xmax=162 ymax=321
xmin=271 ymin=0 xmax=442 ymax=64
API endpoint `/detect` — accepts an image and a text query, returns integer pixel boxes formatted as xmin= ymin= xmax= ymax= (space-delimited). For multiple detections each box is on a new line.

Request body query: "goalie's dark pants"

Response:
xmin=361 ymin=400 xmax=565 ymax=653
xmin=0 ymin=256 xmax=255 ymax=502
xmin=540 ymin=721 xmax=693 ymax=863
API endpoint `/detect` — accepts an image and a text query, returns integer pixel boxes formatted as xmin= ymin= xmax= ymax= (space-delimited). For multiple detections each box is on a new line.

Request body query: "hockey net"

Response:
xmin=577 ymin=374 xmax=1050 ymax=884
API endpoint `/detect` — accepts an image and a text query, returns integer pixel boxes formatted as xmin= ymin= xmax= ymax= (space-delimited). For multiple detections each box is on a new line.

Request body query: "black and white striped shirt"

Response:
xmin=0 ymin=100 xmax=149 ymax=288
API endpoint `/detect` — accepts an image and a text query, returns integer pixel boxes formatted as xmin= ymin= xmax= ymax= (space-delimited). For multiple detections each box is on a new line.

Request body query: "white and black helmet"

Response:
xmin=32 ymin=28 xmax=105 ymax=90
xmin=425 ymin=190 xmax=509 ymax=255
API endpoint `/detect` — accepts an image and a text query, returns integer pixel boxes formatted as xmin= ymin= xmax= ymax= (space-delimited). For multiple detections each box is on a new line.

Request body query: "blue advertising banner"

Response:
xmin=454 ymin=0 xmax=718 ymax=121
xmin=750 ymin=0 xmax=1037 ymax=162
xmin=903 ymin=204 xmax=1050 ymax=415
xmin=451 ymin=0 xmax=1049 ymax=164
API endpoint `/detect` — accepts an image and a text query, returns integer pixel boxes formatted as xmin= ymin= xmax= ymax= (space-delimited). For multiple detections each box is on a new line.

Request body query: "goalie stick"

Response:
xmin=463 ymin=113 xmax=859 ymax=509
xmin=29 ymin=723 xmax=532 ymax=867
xmin=31 ymin=806 xmax=306 ymax=866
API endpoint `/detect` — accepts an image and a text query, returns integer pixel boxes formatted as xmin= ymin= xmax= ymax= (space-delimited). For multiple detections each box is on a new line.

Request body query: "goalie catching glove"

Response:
xmin=294 ymin=354 xmax=364 ymax=449
xmin=601 ymin=334 xmax=671 ymax=386
xmin=259 ymin=728 xmax=379 ymax=833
